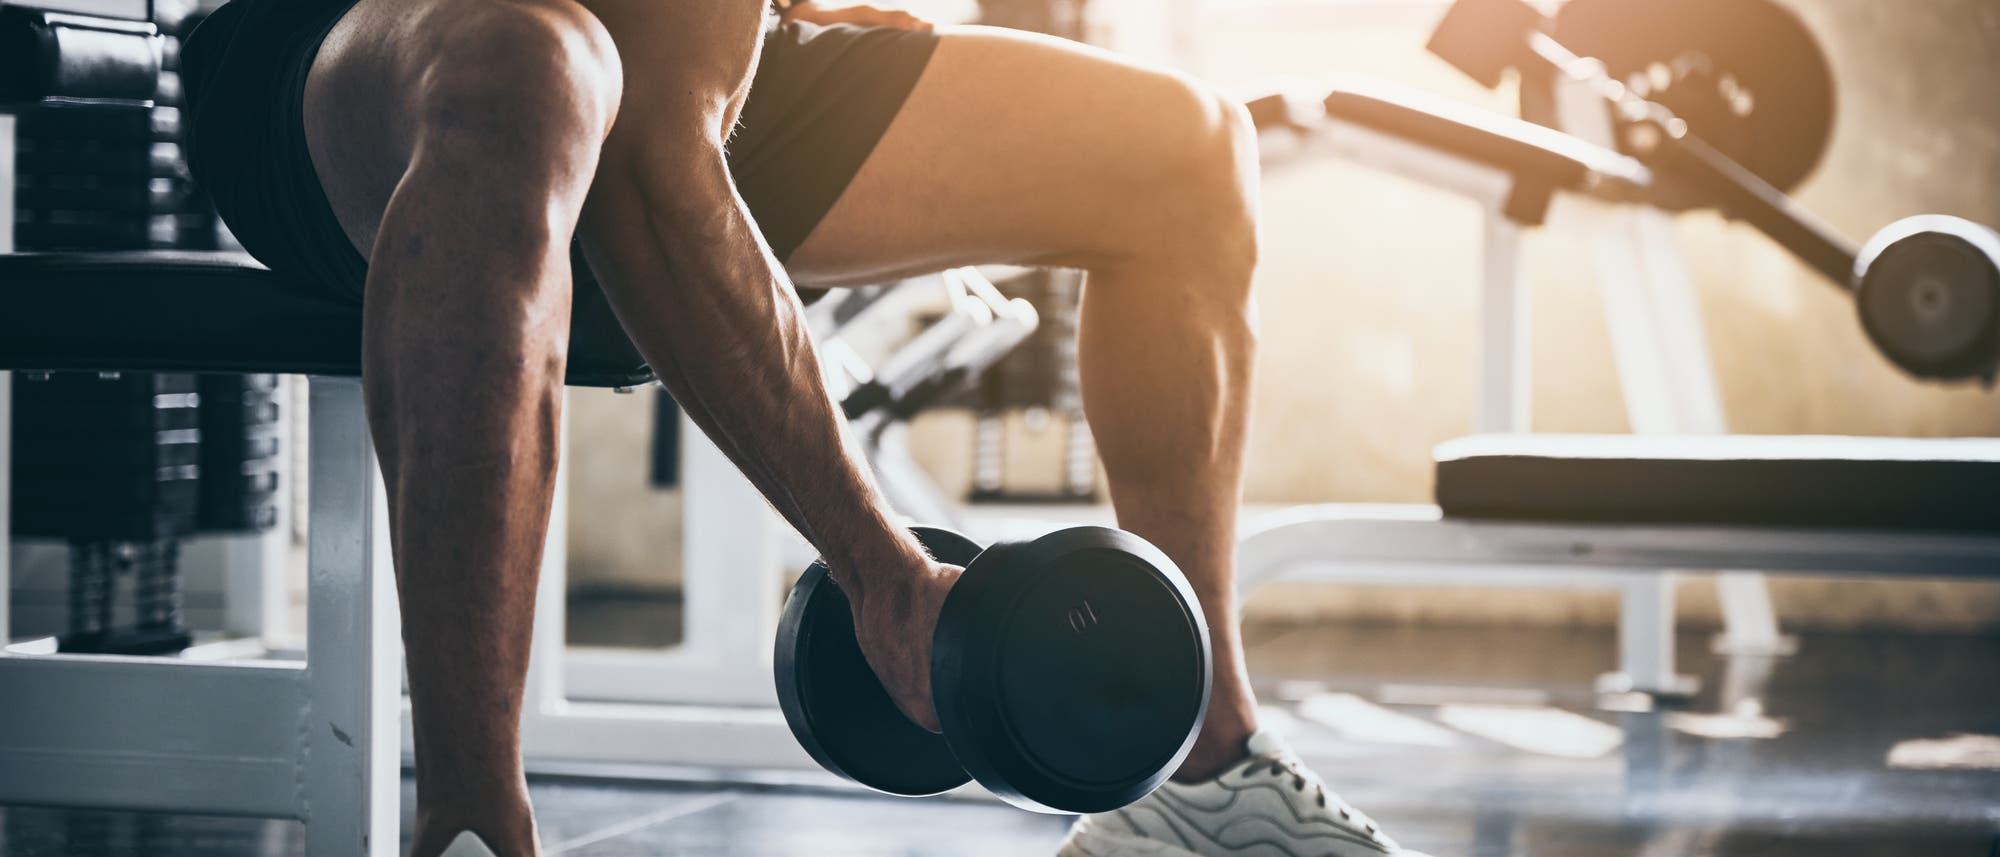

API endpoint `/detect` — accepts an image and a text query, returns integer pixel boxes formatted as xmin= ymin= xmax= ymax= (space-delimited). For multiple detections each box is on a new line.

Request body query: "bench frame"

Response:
xmin=0 ymin=377 xmax=401 ymax=855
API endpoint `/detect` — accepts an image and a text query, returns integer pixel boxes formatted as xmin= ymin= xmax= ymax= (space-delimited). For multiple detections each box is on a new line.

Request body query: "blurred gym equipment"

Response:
xmin=1236 ymin=0 xmax=2000 ymax=700
xmin=1256 ymin=0 xmax=1999 ymax=384
xmin=1853 ymin=215 xmax=2000 ymax=384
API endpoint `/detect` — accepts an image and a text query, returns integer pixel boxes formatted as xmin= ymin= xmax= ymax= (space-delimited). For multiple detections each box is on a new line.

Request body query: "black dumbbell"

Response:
xmin=775 ymin=525 xmax=1211 ymax=814
xmin=1854 ymin=215 xmax=2000 ymax=387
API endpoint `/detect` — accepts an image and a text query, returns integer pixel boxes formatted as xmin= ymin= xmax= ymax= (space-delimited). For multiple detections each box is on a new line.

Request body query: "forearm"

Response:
xmin=581 ymin=149 xmax=925 ymax=594
xmin=575 ymin=0 xmax=925 ymax=592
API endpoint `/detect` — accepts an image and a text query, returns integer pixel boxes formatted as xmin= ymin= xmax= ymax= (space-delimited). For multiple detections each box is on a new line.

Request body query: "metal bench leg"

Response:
xmin=304 ymin=377 xmax=401 ymax=857
xmin=1714 ymin=571 xmax=1797 ymax=656
xmin=1603 ymin=576 xmax=1697 ymax=700
xmin=2 ymin=372 xmax=12 ymax=646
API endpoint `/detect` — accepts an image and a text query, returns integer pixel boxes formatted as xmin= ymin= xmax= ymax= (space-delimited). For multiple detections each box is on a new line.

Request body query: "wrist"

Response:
xmin=825 ymin=527 xmax=932 ymax=603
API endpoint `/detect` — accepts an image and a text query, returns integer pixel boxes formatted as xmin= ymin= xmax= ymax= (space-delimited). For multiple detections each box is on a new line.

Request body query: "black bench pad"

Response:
xmin=0 ymin=251 xmax=653 ymax=387
xmin=1435 ymin=434 xmax=2000 ymax=534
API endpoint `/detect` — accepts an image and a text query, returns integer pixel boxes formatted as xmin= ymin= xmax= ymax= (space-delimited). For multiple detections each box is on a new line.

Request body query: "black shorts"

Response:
xmin=182 ymin=2 xmax=937 ymax=351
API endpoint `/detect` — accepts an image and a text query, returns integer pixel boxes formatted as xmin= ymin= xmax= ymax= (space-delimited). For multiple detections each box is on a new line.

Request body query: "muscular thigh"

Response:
xmin=304 ymin=0 xmax=618 ymax=257
xmin=784 ymin=25 xmax=1236 ymax=287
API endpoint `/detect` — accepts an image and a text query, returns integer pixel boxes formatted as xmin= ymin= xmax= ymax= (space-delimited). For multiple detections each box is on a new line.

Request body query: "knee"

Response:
xmin=1124 ymin=78 xmax=1260 ymax=298
xmin=414 ymin=0 xmax=623 ymax=186
xmin=390 ymin=0 xmax=618 ymax=302
xmin=1183 ymin=89 xmax=1260 ymax=276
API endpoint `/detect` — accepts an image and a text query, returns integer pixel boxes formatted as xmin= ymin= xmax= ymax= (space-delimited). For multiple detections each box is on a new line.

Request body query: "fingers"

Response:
xmin=864 ymin=8 xmax=931 ymax=31
xmin=869 ymin=632 xmax=941 ymax=732
xmin=891 ymin=10 xmax=933 ymax=31
xmin=901 ymin=683 xmax=943 ymax=733
xmin=853 ymin=560 xmax=955 ymax=733
xmin=785 ymin=2 xmax=934 ymax=31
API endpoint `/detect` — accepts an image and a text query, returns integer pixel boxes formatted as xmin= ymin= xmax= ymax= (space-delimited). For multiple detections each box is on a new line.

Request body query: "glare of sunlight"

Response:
xmin=1436 ymin=704 xmax=1624 ymax=758
xmin=1297 ymin=692 xmax=1462 ymax=748
xmin=1665 ymin=699 xmax=1788 ymax=740
xmin=1886 ymin=733 xmax=2000 ymax=771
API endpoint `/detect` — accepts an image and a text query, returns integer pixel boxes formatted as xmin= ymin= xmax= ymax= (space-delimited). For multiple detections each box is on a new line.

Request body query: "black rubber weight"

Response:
xmin=774 ymin=526 xmax=983 ymax=796
xmin=1555 ymin=0 xmax=1836 ymax=205
xmin=1858 ymin=225 xmax=2000 ymax=380
xmin=933 ymin=527 xmax=1212 ymax=814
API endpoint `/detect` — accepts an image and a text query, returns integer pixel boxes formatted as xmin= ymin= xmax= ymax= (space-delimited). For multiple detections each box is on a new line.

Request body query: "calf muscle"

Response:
xmin=301 ymin=1 xmax=618 ymax=852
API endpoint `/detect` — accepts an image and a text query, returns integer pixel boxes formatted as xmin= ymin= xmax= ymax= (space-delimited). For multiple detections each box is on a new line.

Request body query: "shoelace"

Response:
xmin=1261 ymin=757 xmax=1383 ymax=840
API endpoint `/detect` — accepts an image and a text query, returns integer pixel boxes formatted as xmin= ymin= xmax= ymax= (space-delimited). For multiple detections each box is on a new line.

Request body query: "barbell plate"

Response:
xmin=932 ymin=527 xmax=1212 ymax=814
xmin=1555 ymin=0 xmax=1836 ymax=208
xmin=1855 ymin=215 xmax=2000 ymax=383
xmin=774 ymin=526 xmax=984 ymax=797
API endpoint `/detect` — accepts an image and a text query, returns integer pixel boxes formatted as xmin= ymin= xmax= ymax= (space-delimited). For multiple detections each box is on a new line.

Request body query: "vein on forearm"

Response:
xmin=626 ymin=173 xmax=878 ymax=559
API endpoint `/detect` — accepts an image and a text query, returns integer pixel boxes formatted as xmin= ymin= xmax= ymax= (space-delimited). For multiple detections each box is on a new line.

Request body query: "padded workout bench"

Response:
xmin=0 ymin=255 xmax=426 ymax=853
xmin=0 ymin=9 xmax=429 ymax=852
xmin=1239 ymin=435 xmax=2000 ymax=694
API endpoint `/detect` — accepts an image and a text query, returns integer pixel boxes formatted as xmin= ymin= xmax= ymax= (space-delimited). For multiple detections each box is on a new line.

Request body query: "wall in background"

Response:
xmin=563 ymin=0 xmax=2000 ymax=633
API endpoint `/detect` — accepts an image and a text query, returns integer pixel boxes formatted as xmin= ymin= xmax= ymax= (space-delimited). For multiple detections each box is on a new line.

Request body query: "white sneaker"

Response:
xmin=1057 ymin=731 xmax=1428 ymax=857
xmin=439 ymin=831 xmax=500 ymax=857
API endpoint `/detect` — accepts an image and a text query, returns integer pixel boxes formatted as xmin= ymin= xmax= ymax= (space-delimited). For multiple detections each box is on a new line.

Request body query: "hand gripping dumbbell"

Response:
xmin=775 ymin=526 xmax=1212 ymax=814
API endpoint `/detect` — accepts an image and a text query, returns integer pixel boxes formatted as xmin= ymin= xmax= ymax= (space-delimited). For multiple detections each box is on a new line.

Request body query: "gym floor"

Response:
xmin=2 ymin=619 xmax=1995 ymax=857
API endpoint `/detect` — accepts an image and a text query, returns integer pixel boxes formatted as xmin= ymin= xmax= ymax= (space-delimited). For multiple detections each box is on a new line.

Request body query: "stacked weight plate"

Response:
xmin=11 ymin=373 xmax=202 ymax=542
xmin=10 ymin=372 xmax=203 ymax=654
xmin=9 ymin=5 xmax=219 ymax=653
xmin=196 ymin=373 xmax=284 ymax=533
xmin=12 ymin=6 xmax=216 ymax=251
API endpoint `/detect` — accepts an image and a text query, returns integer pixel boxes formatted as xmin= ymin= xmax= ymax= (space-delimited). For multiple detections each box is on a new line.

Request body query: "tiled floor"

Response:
xmin=4 ymin=623 xmax=1997 ymax=856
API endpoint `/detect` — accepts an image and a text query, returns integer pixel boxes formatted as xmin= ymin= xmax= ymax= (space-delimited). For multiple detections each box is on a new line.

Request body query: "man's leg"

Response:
xmin=303 ymin=1 xmax=620 ymax=854
xmin=784 ymin=26 xmax=1263 ymax=781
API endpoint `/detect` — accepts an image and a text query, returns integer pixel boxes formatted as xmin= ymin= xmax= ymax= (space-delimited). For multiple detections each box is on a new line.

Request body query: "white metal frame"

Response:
xmin=2 ymin=373 xmax=11 ymax=651
xmin=513 ymin=419 xmax=812 ymax=770
xmin=0 ymin=378 xmax=400 ymax=855
xmin=3 ymin=116 xmax=12 ymax=655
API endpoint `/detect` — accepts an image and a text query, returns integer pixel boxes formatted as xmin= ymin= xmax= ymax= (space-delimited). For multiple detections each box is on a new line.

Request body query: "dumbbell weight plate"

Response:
xmin=774 ymin=526 xmax=984 ymax=797
xmin=934 ymin=527 xmax=1211 ymax=814
xmin=1854 ymin=215 xmax=2000 ymax=384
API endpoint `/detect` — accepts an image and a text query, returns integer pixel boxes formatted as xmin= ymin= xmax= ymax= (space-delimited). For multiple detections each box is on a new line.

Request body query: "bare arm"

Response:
xmin=574 ymin=0 xmax=934 ymax=601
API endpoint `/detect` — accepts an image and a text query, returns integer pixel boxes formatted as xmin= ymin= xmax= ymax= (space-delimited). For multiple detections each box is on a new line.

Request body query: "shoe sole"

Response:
xmin=1059 ymin=822 xmax=1422 ymax=857
xmin=1057 ymin=827 xmax=1208 ymax=857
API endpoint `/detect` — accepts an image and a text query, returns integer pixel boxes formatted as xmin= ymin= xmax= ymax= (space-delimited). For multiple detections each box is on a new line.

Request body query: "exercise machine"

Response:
xmin=1232 ymin=0 xmax=1999 ymax=697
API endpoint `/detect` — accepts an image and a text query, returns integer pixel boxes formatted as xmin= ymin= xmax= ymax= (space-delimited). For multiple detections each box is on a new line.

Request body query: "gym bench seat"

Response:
xmin=1239 ymin=434 xmax=2000 ymax=589
xmin=0 ymin=249 xmax=649 ymax=856
xmin=1436 ymin=433 xmax=2000 ymax=536
xmin=0 ymin=250 xmax=654 ymax=385
xmin=1234 ymin=433 xmax=2000 ymax=699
